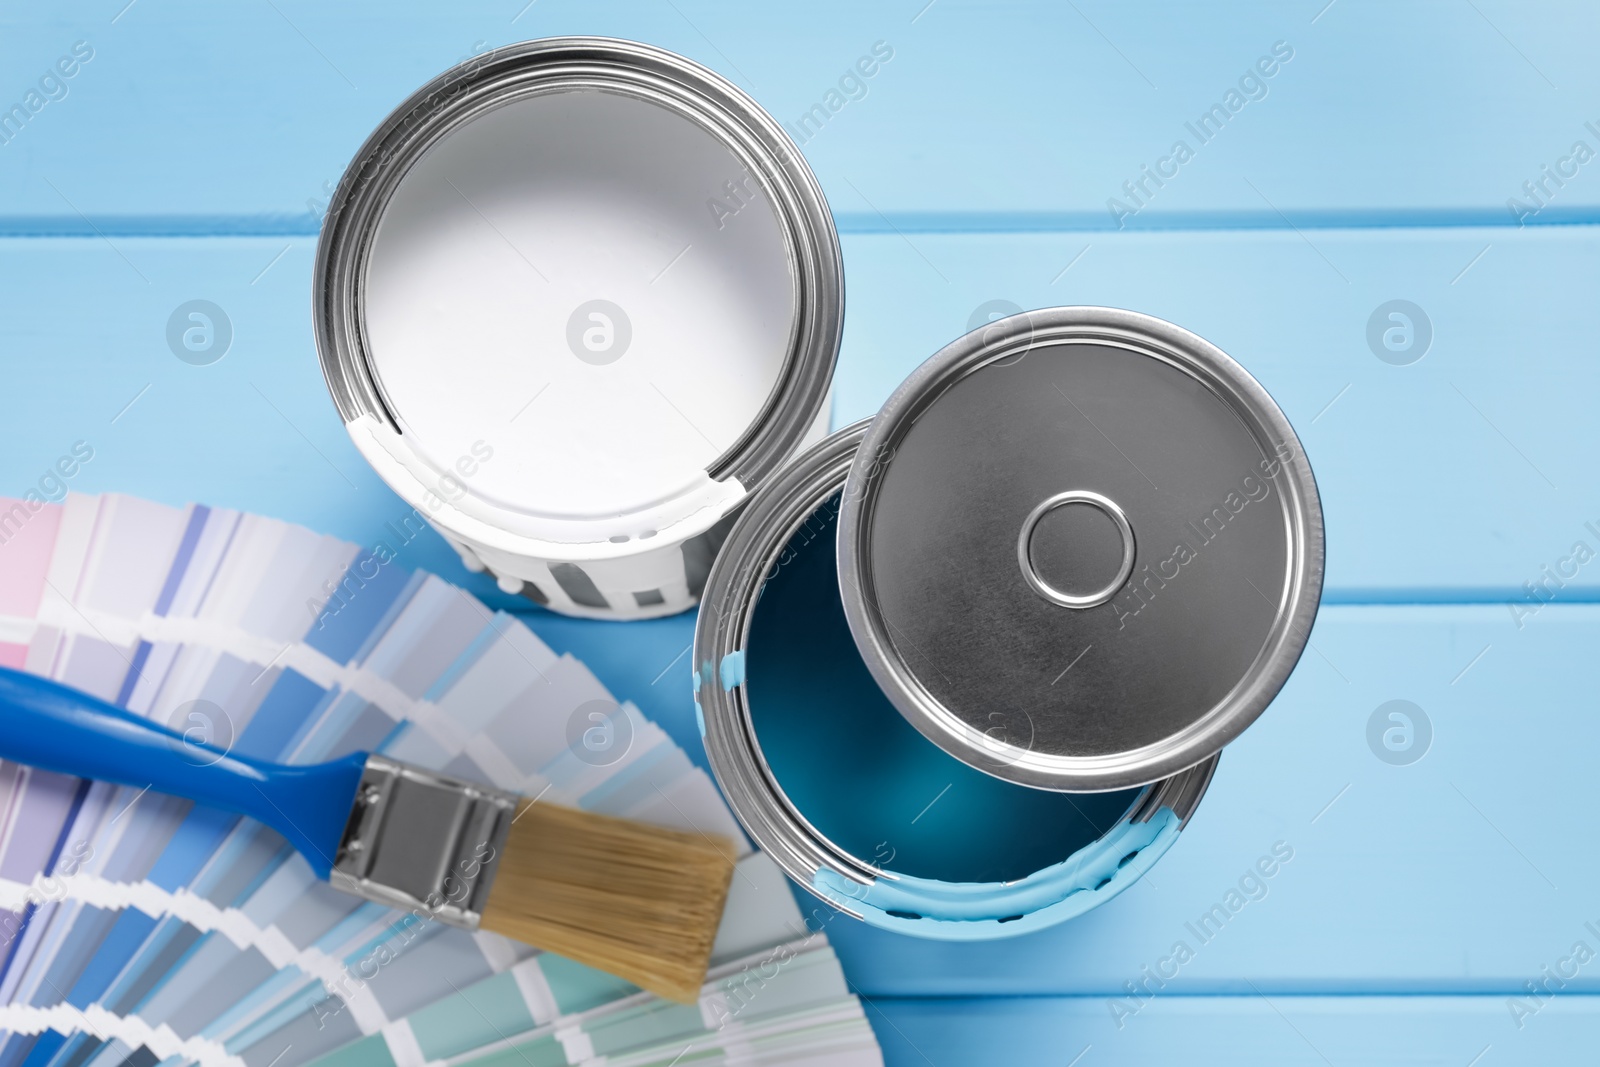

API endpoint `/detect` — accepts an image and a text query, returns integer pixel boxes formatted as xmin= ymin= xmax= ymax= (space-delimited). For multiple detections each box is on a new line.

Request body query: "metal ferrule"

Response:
xmin=330 ymin=754 xmax=520 ymax=930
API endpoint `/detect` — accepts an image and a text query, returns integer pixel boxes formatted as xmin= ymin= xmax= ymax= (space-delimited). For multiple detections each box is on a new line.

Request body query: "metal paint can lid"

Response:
xmin=836 ymin=307 xmax=1324 ymax=791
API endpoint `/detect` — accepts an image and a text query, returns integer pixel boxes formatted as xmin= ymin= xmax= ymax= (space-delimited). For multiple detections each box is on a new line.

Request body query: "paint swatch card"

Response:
xmin=0 ymin=493 xmax=882 ymax=1067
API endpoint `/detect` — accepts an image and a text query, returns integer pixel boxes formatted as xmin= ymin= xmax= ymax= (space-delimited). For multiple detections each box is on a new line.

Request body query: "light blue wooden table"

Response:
xmin=3 ymin=2 xmax=1598 ymax=1062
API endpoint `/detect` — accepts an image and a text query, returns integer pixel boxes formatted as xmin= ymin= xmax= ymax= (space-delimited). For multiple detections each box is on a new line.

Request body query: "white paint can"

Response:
xmin=315 ymin=38 xmax=841 ymax=618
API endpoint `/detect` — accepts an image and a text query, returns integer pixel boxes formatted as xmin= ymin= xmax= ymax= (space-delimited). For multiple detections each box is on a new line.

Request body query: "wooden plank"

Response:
xmin=0 ymin=1 xmax=1596 ymax=226
xmin=831 ymin=225 xmax=1600 ymax=604
xmin=866 ymin=994 xmax=1598 ymax=1066
xmin=0 ymin=230 xmax=1593 ymax=601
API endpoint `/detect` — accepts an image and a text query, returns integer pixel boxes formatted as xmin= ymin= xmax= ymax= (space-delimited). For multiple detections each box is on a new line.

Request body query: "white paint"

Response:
xmin=363 ymin=88 xmax=797 ymax=527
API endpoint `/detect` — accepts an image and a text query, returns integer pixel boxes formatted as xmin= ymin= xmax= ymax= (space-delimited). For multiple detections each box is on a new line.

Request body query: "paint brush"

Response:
xmin=0 ymin=666 xmax=735 ymax=1004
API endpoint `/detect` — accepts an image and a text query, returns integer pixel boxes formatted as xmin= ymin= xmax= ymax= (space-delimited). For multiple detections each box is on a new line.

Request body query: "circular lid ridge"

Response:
xmin=836 ymin=306 xmax=1324 ymax=792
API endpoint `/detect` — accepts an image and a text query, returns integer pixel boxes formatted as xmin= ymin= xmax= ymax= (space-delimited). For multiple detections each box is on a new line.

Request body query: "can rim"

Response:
xmin=835 ymin=306 xmax=1326 ymax=792
xmin=313 ymin=36 xmax=842 ymax=552
xmin=694 ymin=421 xmax=1219 ymax=932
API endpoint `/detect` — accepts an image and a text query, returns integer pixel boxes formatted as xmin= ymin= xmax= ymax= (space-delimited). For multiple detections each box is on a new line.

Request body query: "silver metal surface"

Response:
xmin=836 ymin=306 xmax=1325 ymax=792
xmin=314 ymin=36 xmax=841 ymax=492
xmin=693 ymin=422 xmax=1220 ymax=915
xmin=330 ymin=754 xmax=519 ymax=929
xmin=1016 ymin=489 xmax=1136 ymax=609
xmin=696 ymin=423 xmax=878 ymax=911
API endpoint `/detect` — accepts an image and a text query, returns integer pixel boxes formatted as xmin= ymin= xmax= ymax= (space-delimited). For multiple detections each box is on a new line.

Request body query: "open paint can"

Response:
xmin=695 ymin=307 xmax=1323 ymax=936
xmin=315 ymin=38 xmax=841 ymax=619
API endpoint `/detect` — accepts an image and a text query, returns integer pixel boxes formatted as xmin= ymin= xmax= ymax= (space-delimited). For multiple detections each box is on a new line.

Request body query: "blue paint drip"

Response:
xmin=719 ymin=650 xmax=746 ymax=691
xmin=814 ymin=808 xmax=1183 ymax=938
xmin=691 ymin=661 xmax=708 ymax=737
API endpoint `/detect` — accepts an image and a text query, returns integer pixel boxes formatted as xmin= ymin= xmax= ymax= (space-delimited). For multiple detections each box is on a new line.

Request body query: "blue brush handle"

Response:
xmin=0 ymin=666 xmax=366 ymax=879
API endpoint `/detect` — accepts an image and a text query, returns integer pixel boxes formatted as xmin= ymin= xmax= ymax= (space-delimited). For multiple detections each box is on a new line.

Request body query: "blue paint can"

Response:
xmin=694 ymin=308 xmax=1322 ymax=937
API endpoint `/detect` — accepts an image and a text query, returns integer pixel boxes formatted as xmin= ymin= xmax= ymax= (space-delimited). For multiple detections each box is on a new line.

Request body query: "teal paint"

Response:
xmin=742 ymin=493 xmax=1176 ymax=929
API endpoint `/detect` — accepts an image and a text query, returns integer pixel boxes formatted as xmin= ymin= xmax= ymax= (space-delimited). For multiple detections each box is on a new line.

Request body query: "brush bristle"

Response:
xmin=481 ymin=800 xmax=736 ymax=1004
